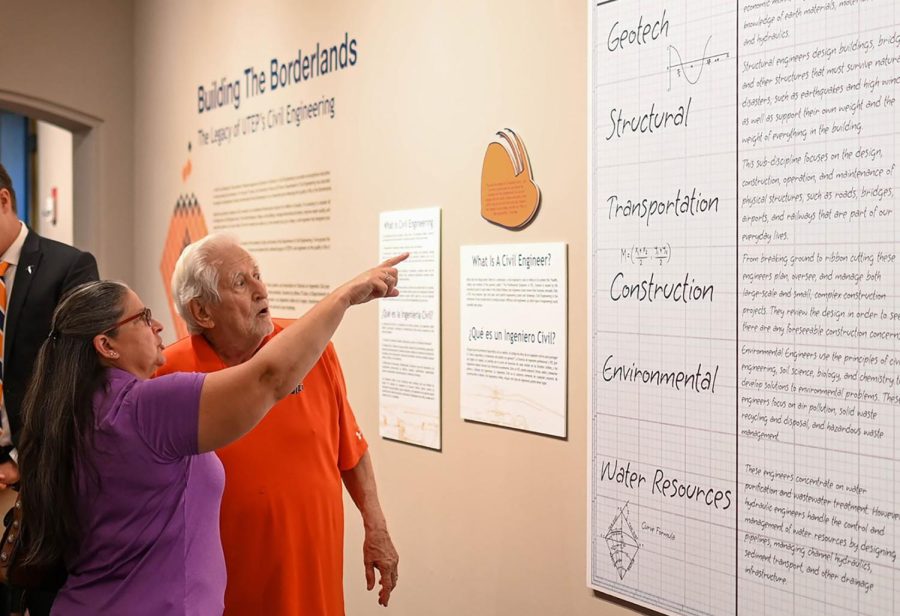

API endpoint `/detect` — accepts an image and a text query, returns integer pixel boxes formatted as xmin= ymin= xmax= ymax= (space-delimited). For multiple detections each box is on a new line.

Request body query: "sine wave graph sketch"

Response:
xmin=667 ymin=36 xmax=730 ymax=91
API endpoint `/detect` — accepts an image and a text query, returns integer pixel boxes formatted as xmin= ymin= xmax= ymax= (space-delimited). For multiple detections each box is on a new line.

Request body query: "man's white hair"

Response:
xmin=171 ymin=233 xmax=241 ymax=334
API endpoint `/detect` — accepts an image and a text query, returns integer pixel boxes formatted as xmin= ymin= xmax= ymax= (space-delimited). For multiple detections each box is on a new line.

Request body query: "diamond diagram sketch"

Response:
xmin=603 ymin=502 xmax=640 ymax=580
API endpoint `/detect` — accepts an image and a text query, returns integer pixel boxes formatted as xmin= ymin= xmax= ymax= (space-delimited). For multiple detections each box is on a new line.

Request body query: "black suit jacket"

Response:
xmin=4 ymin=228 xmax=99 ymax=445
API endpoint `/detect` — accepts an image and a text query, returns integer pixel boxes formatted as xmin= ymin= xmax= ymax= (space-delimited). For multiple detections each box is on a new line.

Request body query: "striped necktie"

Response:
xmin=0 ymin=261 xmax=9 ymax=409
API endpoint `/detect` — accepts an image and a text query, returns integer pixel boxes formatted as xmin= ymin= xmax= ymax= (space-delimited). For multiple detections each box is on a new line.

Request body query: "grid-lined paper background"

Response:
xmin=590 ymin=2 xmax=739 ymax=615
xmin=591 ymin=1 xmax=900 ymax=615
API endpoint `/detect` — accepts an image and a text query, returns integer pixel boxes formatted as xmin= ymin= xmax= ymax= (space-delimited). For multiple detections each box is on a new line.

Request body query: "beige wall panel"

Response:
xmin=135 ymin=1 xmax=642 ymax=614
xmin=0 ymin=0 xmax=134 ymax=281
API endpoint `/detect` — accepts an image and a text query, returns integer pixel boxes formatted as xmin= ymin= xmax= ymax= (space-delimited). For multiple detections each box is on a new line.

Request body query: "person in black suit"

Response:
xmin=0 ymin=162 xmax=98 ymax=616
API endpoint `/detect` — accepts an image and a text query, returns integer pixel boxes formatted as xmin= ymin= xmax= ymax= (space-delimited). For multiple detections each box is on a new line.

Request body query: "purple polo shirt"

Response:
xmin=52 ymin=368 xmax=225 ymax=616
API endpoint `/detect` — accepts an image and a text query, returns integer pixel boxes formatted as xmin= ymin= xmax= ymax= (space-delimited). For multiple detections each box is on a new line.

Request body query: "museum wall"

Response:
xmin=0 ymin=0 xmax=134 ymax=281
xmin=132 ymin=1 xmax=636 ymax=614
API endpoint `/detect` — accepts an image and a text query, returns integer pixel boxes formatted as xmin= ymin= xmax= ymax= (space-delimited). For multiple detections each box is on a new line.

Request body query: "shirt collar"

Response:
xmin=0 ymin=223 xmax=27 ymax=267
xmin=190 ymin=333 xmax=228 ymax=371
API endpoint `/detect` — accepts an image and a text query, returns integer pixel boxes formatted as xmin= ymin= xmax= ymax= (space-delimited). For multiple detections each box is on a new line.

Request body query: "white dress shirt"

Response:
xmin=0 ymin=222 xmax=28 ymax=452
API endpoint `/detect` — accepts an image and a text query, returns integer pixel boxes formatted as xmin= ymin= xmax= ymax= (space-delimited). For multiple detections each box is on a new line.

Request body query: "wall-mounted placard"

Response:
xmin=379 ymin=207 xmax=441 ymax=450
xmin=480 ymin=129 xmax=541 ymax=229
xmin=460 ymin=242 xmax=566 ymax=437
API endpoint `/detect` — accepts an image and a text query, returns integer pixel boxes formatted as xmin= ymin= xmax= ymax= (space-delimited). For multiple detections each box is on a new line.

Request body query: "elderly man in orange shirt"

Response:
xmin=157 ymin=234 xmax=399 ymax=615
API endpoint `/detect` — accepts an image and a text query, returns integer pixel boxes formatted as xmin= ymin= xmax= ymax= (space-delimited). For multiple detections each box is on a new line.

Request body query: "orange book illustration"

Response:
xmin=480 ymin=128 xmax=541 ymax=229
xmin=159 ymin=195 xmax=209 ymax=339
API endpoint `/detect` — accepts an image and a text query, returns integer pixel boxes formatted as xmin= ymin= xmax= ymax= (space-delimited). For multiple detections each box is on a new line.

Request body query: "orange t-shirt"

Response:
xmin=156 ymin=320 xmax=368 ymax=616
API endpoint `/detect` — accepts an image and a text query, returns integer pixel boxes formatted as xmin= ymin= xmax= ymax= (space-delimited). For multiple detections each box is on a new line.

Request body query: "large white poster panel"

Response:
xmin=589 ymin=2 xmax=737 ymax=614
xmin=460 ymin=242 xmax=567 ymax=438
xmin=378 ymin=208 xmax=441 ymax=450
xmin=591 ymin=1 xmax=900 ymax=615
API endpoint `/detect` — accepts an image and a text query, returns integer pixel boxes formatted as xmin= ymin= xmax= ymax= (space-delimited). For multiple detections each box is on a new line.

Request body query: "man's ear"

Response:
xmin=92 ymin=334 xmax=120 ymax=360
xmin=189 ymin=298 xmax=215 ymax=329
xmin=0 ymin=189 xmax=13 ymax=216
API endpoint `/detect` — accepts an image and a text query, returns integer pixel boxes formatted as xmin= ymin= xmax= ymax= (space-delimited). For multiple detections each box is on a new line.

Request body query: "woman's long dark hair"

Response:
xmin=18 ymin=281 xmax=128 ymax=567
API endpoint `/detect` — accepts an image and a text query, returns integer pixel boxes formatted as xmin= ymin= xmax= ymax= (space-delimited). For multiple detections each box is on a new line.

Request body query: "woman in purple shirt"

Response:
xmin=14 ymin=254 xmax=405 ymax=615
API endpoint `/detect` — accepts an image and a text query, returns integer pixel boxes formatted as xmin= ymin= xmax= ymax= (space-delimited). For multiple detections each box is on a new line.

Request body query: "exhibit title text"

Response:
xmin=198 ymin=33 xmax=358 ymax=114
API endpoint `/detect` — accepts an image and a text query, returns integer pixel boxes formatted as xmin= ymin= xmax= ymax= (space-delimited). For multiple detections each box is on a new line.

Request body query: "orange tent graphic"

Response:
xmin=159 ymin=195 xmax=208 ymax=340
xmin=480 ymin=128 xmax=541 ymax=229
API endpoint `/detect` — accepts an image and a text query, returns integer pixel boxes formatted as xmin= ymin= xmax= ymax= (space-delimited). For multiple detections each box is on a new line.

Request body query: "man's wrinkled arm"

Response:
xmin=342 ymin=451 xmax=399 ymax=607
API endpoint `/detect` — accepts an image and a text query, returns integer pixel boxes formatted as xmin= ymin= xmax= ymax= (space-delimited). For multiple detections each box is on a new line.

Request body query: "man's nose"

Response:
xmin=252 ymin=278 xmax=268 ymax=300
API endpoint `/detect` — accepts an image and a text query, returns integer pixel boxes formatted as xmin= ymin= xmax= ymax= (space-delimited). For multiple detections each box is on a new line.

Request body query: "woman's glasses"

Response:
xmin=103 ymin=307 xmax=153 ymax=335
